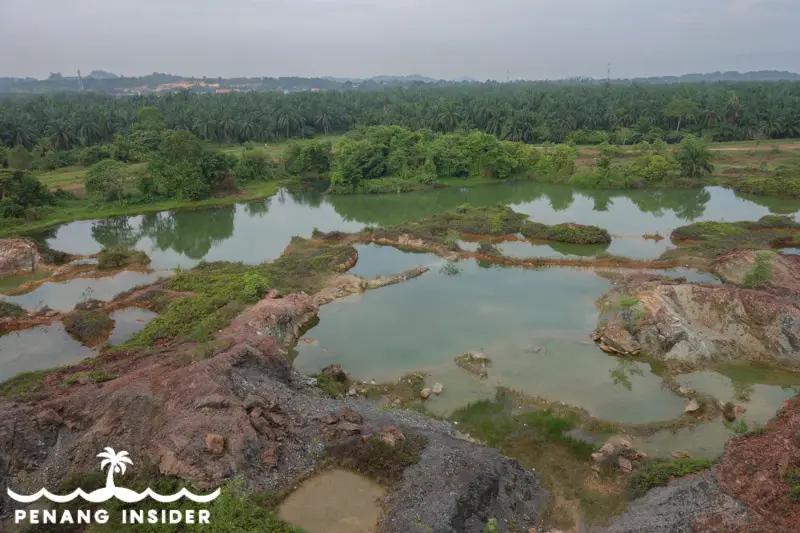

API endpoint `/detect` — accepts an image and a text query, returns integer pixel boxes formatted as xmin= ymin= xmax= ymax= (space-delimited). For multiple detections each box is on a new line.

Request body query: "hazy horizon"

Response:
xmin=4 ymin=0 xmax=800 ymax=80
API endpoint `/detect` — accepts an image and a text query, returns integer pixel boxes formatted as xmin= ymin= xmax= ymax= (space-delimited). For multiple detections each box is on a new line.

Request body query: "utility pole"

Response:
xmin=77 ymin=69 xmax=84 ymax=91
xmin=507 ymin=68 xmax=510 ymax=82
xmin=606 ymin=62 xmax=611 ymax=85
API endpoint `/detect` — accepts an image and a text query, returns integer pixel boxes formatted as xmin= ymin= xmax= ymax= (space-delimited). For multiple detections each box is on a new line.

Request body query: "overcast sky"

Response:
xmin=3 ymin=0 xmax=800 ymax=80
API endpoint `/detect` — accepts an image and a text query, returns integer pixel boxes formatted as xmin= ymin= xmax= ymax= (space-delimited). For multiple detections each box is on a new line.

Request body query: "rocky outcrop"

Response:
xmin=0 ymin=281 xmax=547 ymax=533
xmin=596 ymin=272 xmax=800 ymax=371
xmin=313 ymin=265 xmax=429 ymax=306
xmin=713 ymin=248 xmax=800 ymax=302
xmin=455 ymin=350 xmax=491 ymax=378
xmin=0 ymin=238 xmax=43 ymax=277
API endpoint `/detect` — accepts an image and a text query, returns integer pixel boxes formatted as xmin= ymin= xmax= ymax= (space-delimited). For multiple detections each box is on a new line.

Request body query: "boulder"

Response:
xmin=591 ymin=436 xmax=644 ymax=472
xmin=432 ymin=382 xmax=444 ymax=395
xmin=205 ymin=434 xmax=225 ymax=455
xmin=420 ymin=388 xmax=432 ymax=400
xmin=455 ymin=350 xmax=491 ymax=378
xmin=0 ymin=238 xmax=44 ymax=277
xmin=322 ymin=364 xmax=348 ymax=382
xmin=684 ymin=399 xmax=700 ymax=414
xmin=594 ymin=323 xmax=640 ymax=356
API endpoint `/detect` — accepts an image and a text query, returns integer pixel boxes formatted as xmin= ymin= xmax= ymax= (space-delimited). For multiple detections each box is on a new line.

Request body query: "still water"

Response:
xmin=35 ymin=184 xmax=800 ymax=269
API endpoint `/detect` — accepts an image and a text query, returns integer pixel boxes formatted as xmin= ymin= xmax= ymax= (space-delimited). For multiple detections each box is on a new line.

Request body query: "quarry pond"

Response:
xmin=4 ymin=182 xmax=800 ymax=459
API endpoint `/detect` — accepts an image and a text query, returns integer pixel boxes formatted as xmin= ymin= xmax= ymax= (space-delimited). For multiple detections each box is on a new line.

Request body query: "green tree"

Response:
xmin=85 ymin=159 xmax=131 ymax=202
xmin=664 ymin=98 xmax=699 ymax=131
xmin=7 ymin=145 xmax=34 ymax=170
xmin=234 ymin=150 xmax=273 ymax=182
xmin=676 ymin=135 xmax=714 ymax=178
xmin=0 ymin=169 xmax=54 ymax=218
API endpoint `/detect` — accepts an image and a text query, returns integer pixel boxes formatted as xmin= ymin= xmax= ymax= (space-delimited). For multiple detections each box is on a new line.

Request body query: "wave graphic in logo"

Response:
xmin=7 ymin=447 xmax=220 ymax=504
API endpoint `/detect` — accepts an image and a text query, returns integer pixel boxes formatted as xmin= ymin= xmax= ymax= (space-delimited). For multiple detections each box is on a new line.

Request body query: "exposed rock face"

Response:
xmin=0 ymin=284 xmax=548 ymax=532
xmin=313 ymin=266 xmax=429 ymax=306
xmin=713 ymin=248 xmax=800 ymax=301
xmin=594 ymin=323 xmax=640 ymax=356
xmin=596 ymin=273 xmax=800 ymax=371
xmin=0 ymin=238 xmax=43 ymax=277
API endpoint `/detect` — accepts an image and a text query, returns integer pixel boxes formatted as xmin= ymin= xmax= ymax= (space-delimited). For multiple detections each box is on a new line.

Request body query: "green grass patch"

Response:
xmin=619 ymin=296 xmax=640 ymax=309
xmin=0 ymin=300 xmax=26 ymax=317
xmin=0 ymin=368 xmax=51 ymax=400
xmin=627 ymin=458 xmax=714 ymax=498
xmin=787 ymin=469 xmax=800 ymax=502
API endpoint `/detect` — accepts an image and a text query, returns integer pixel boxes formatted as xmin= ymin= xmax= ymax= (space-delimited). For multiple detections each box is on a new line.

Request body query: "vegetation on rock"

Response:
xmin=0 ymin=300 xmax=25 ymax=317
xmin=522 ymin=221 xmax=611 ymax=244
xmin=62 ymin=309 xmax=115 ymax=346
xmin=627 ymin=458 xmax=714 ymax=498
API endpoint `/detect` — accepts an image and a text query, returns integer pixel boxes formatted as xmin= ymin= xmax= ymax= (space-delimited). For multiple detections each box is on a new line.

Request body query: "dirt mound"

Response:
xmin=0 ymin=238 xmax=43 ymax=277
xmin=713 ymin=248 xmax=800 ymax=301
xmin=595 ymin=273 xmax=800 ymax=371
xmin=715 ymin=396 xmax=800 ymax=532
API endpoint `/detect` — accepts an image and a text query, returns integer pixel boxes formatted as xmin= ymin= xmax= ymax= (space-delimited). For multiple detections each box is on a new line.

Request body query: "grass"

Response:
xmin=618 ymin=296 xmax=640 ymax=309
xmin=0 ymin=300 xmax=26 ymax=317
xmin=27 ymin=470 xmax=301 ymax=533
xmin=787 ymin=468 xmax=800 ymax=502
xmin=0 ymin=179 xmax=282 ymax=237
xmin=325 ymin=433 xmax=427 ymax=486
xmin=35 ymin=162 xmax=149 ymax=191
xmin=450 ymin=393 xmax=628 ymax=528
xmin=121 ymin=238 xmax=355 ymax=349
xmin=627 ymin=459 xmax=714 ymax=498
xmin=0 ymin=368 xmax=52 ymax=400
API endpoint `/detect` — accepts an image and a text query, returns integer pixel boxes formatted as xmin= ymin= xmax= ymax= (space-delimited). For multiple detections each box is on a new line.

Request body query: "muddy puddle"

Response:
xmin=279 ymin=469 xmax=386 ymax=533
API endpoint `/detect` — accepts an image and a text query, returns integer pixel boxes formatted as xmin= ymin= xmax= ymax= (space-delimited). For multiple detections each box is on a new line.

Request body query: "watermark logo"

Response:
xmin=8 ymin=447 xmax=219 ymax=526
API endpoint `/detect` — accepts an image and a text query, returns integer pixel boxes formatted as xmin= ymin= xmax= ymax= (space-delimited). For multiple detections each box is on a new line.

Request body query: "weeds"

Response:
xmin=63 ymin=309 xmax=114 ymax=346
xmin=0 ymin=300 xmax=25 ymax=317
xmin=619 ymin=296 xmax=639 ymax=309
xmin=627 ymin=459 xmax=714 ymax=498
xmin=785 ymin=469 xmax=800 ymax=502
xmin=325 ymin=434 xmax=427 ymax=486
xmin=743 ymin=251 xmax=774 ymax=289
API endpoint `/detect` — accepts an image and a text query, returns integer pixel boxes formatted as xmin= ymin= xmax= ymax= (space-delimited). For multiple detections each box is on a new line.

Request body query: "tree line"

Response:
xmin=1 ymin=82 xmax=800 ymax=155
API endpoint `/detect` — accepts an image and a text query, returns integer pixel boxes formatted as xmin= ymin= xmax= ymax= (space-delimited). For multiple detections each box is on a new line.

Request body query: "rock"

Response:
xmin=420 ymin=388 xmax=431 ymax=400
xmin=432 ymin=382 xmax=444 ymax=395
xmin=322 ymin=421 xmax=362 ymax=441
xmin=322 ymin=363 xmax=348 ymax=382
xmin=722 ymin=402 xmax=737 ymax=422
xmin=454 ymin=350 xmax=491 ymax=378
xmin=597 ymin=272 xmax=800 ymax=371
xmin=713 ymin=248 xmax=800 ymax=300
xmin=194 ymin=394 xmax=230 ymax=410
xmin=594 ymin=322 xmax=640 ymax=355
xmin=0 ymin=238 xmax=44 ymax=277
xmin=735 ymin=405 xmax=747 ymax=415
xmin=205 ymin=434 xmax=225 ymax=455
xmin=321 ymin=412 xmax=339 ymax=425
xmin=378 ymin=425 xmax=405 ymax=447
xmin=678 ymin=387 xmax=694 ymax=396
xmin=340 ymin=407 xmax=363 ymax=424
xmin=684 ymin=399 xmax=700 ymax=414
xmin=671 ymin=451 xmax=690 ymax=459
xmin=260 ymin=442 xmax=278 ymax=468
xmin=591 ymin=436 xmax=644 ymax=471
xmin=347 ymin=387 xmax=357 ymax=396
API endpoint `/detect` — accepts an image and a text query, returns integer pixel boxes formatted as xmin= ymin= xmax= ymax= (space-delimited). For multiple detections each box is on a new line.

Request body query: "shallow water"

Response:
xmin=632 ymin=364 xmax=800 ymax=458
xmin=295 ymin=251 xmax=686 ymax=422
xmin=107 ymin=308 xmax=158 ymax=345
xmin=0 ymin=324 xmax=93 ymax=382
xmin=5 ymin=271 xmax=172 ymax=312
xmin=278 ymin=469 xmax=386 ymax=533
xmin=35 ymin=184 xmax=800 ymax=269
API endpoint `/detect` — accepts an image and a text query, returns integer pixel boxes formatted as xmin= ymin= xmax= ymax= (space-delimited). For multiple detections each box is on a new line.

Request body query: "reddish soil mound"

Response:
xmin=716 ymin=396 xmax=800 ymax=531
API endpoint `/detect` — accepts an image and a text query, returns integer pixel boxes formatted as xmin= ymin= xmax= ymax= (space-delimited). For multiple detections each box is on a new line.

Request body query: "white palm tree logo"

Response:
xmin=7 ymin=446 xmax=220 ymax=504
xmin=98 ymin=448 xmax=133 ymax=490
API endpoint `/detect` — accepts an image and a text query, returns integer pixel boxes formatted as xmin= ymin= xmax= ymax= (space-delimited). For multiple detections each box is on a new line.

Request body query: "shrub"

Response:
xmin=97 ymin=248 xmax=149 ymax=269
xmin=85 ymin=159 xmax=132 ymax=202
xmin=676 ymin=135 xmax=714 ymax=178
xmin=325 ymin=433 xmax=427 ymax=486
xmin=233 ymin=150 xmax=275 ymax=182
xmin=62 ymin=310 xmax=114 ymax=346
xmin=743 ymin=251 xmax=773 ymax=289
xmin=521 ymin=221 xmax=611 ymax=244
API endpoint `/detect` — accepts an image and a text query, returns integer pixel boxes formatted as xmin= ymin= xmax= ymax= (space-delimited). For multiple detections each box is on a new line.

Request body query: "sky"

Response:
xmin=3 ymin=0 xmax=800 ymax=80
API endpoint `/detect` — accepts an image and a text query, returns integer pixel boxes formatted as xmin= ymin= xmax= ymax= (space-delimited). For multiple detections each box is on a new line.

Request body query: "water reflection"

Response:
xmin=34 ymin=183 xmax=800 ymax=270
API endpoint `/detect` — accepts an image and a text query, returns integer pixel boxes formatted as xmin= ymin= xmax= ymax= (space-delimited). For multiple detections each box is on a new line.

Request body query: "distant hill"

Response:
xmin=86 ymin=70 xmax=119 ymax=80
xmin=1 ymin=70 xmax=799 ymax=95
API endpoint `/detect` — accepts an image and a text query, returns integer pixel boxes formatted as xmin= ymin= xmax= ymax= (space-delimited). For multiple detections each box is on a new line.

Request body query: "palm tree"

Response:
xmin=46 ymin=117 xmax=76 ymax=150
xmin=97 ymin=448 xmax=133 ymax=489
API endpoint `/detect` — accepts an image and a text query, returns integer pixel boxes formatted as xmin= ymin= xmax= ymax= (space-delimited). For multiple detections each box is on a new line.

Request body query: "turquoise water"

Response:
xmin=295 ymin=250 xmax=686 ymax=422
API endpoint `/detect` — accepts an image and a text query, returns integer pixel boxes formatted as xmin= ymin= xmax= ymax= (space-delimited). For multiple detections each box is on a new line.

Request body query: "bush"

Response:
xmin=283 ymin=140 xmax=332 ymax=175
xmin=521 ymin=221 xmax=611 ymax=244
xmin=0 ymin=169 xmax=55 ymax=219
xmin=85 ymin=159 xmax=131 ymax=202
xmin=234 ymin=150 xmax=274 ymax=182
xmin=62 ymin=310 xmax=114 ymax=346
xmin=743 ymin=251 xmax=773 ymax=289
xmin=676 ymin=135 xmax=714 ymax=178
xmin=97 ymin=248 xmax=150 ymax=269
xmin=78 ymin=144 xmax=114 ymax=167
xmin=628 ymin=458 xmax=714 ymax=497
